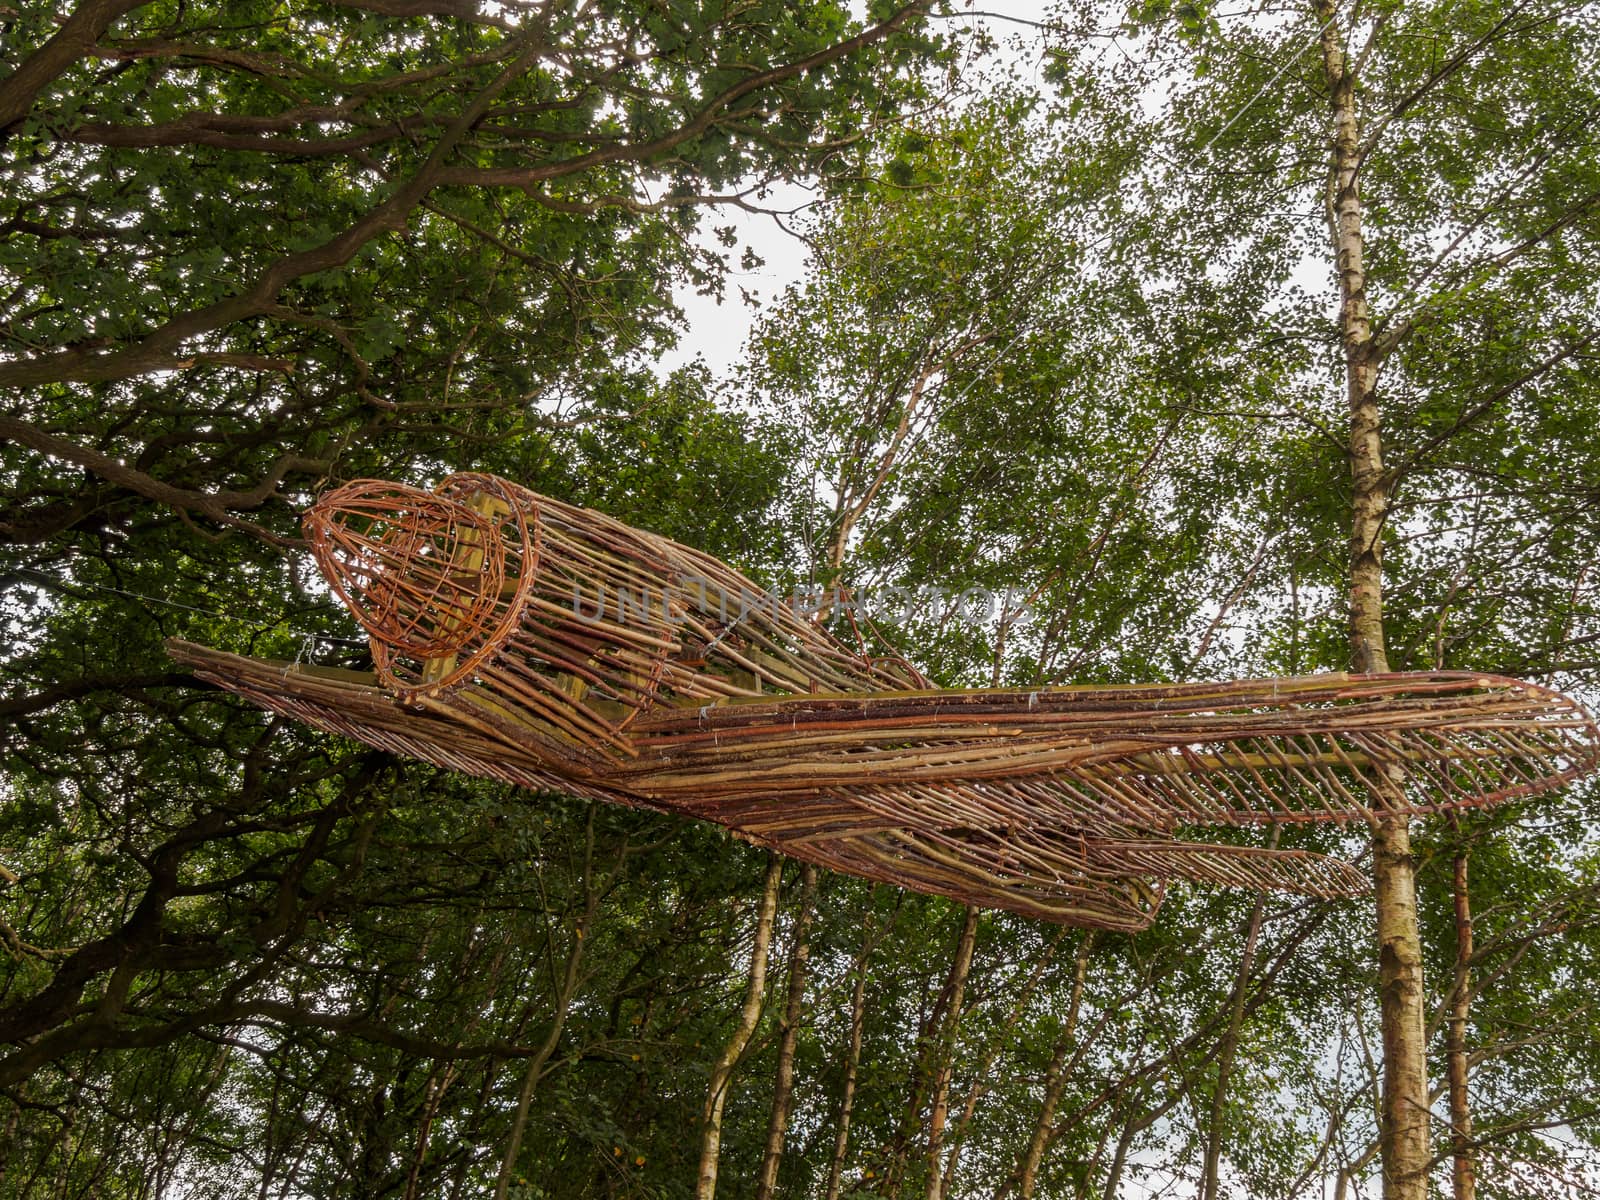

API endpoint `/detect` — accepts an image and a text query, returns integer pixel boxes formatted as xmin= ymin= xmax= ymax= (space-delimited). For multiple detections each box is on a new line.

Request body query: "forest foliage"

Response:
xmin=2 ymin=0 xmax=1600 ymax=1197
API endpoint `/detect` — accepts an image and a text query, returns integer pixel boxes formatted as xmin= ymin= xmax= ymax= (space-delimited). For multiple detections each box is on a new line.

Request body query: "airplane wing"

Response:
xmin=622 ymin=673 xmax=1600 ymax=825
xmin=170 ymin=640 xmax=1593 ymax=928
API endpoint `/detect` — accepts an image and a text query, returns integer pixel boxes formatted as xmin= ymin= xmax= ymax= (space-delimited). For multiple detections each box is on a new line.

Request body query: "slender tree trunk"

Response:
xmin=824 ymin=907 xmax=880 ymax=1200
xmin=1008 ymin=934 xmax=1094 ymax=1200
xmin=1103 ymin=1111 xmax=1138 ymax=1200
xmin=0 ymin=1099 xmax=16 ymax=1190
xmin=1372 ymin=787 xmax=1430 ymax=1200
xmin=1105 ymin=1086 xmax=1188 ymax=1200
xmin=1200 ymin=842 xmax=1274 ymax=1200
xmin=493 ymin=920 xmax=591 ymax=1199
xmin=925 ymin=907 xmax=979 ymax=1200
xmin=403 ymin=1065 xmax=451 ymax=1200
xmin=882 ymin=911 xmax=974 ymax=1196
xmin=1448 ymin=843 xmax=1476 ymax=1200
xmin=940 ymin=929 xmax=1069 ymax=1195
xmin=255 ymin=1057 xmax=286 ymax=1200
xmin=696 ymin=853 xmax=784 ymax=1200
xmin=494 ymin=810 xmax=603 ymax=1200
xmin=448 ymin=1067 xmax=497 ymax=1200
xmin=755 ymin=864 xmax=819 ymax=1200
xmin=1316 ymin=4 xmax=1430 ymax=1198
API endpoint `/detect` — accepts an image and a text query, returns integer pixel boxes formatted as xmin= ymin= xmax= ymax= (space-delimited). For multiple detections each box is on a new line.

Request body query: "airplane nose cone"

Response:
xmin=303 ymin=480 xmax=508 ymax=662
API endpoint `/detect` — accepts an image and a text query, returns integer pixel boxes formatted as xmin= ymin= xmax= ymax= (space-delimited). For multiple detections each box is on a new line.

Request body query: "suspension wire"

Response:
xmin=1188 ymin=11 xmax=1340 ymax=164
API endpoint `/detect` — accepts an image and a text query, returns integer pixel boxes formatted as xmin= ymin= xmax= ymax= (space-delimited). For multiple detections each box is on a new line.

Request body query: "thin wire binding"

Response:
xmin=171 ymin=471 xmax=1600 ymax=929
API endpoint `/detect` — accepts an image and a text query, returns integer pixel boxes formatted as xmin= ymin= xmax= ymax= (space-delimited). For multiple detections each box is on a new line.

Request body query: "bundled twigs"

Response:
xmin=169 ymin=472 xmax=1600 ymax=929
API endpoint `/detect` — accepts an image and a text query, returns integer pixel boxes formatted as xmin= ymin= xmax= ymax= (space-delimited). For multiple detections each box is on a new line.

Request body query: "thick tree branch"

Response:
xmin=434 ymin=0 xmax=934 ymax=191
xmin=0 ymin=672 xmax=191 ymax=720
xmin=0 ymin=0 xmax=150 ymax=140
xmin=1356 ymin=0 xmax=1536 ymax=164
xmin=0 ymin=411 xmax=326 ymax=526
xmin=326 ymin=0 xmax=518 ymax=27
xmin=1391 ymin=329 xmax=1600 ymax=479
xmin=0 ymin=1 xmax=929 ymax=391
xmin=0 ymin=28 xmax=550 ymax=389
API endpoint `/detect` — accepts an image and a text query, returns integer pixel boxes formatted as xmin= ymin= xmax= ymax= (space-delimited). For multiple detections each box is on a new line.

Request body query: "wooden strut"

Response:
xmin=168 ymin=471 xmax=1600 ymax=929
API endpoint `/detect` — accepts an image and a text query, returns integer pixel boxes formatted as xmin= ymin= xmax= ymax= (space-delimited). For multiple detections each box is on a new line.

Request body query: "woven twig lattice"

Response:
xmin=170 ymin=472 xmax=1600 ymax=929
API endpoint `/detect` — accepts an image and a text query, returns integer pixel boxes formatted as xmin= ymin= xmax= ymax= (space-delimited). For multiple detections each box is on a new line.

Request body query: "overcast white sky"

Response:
xmin=657 ymin=1 xmax=1059 ymax=377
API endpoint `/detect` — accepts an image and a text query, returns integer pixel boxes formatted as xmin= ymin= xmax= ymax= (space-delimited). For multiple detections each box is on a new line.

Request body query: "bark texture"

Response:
xmin=1449 ymin=846 xmax=1477 ymax=1200
xmin=823 ymin=910 xmax=879 ymax=1200
xmin=755 ymin=863 xmax=818 ymax=1200
xmin=1011 ymin=934 xmax=1093 ymax=1200
xmin=924 ymin=907 xmax=980 ymax=1200
xmin=696 ymin=854 xmax=784 ymax=1200
xmin=1316 ymin=1 xmax=1431 ymax=1196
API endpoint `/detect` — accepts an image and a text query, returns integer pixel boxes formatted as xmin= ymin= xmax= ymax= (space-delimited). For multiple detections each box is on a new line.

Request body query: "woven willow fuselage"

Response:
xmin=170 ymin=472 xmax=1600 ymax=929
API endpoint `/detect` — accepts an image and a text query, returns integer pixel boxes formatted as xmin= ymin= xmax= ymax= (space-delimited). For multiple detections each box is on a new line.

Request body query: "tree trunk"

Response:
xmin=1009 ymin=933 xmax=1093 ymax=1200
xmin=924 ymin=906 xmax=979 ymax=1200
xmin=494 ymin=808 xmax=602 ymax=1200
xmin=881 ymin=909 xmax=976 ymax=1197
xmin=755 ymin=863 xmax=819 ymax=1200
xmin=1448 ymin=842 xmax=1476 ymax=1200
xmin=1105 ymin=1084 xmax=1188 ymax=1200
xmin=939 ymin=928 xmax=1070 ymax=1195
xmin=491 ymin=942 xmax=585 ymax=1200
xmin=1200 ymin=842 xmax=1274 ymax=1200
xmin=696 ymin=853 xmax=784 ymax=1200
xmin=1102 ymin=1110 xmax=1138 ymax=1200
xmin=1369 ymin=691 xmax=1431 ymax=1200
xmin=403 ymin=1064 xmax=451 ymax=1200
xmin=823 ymin=906 xmax=880 ymax=1200
xmin=1316 ymin=3 xmax=1430 ymax=1197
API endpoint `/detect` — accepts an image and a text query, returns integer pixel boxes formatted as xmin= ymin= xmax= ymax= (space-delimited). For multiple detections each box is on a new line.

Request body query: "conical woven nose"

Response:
xmin=303 ymin=480 xmax=507 ymax=661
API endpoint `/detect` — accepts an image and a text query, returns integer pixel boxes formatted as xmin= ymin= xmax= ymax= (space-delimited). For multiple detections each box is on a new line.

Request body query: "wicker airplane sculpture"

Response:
xmin=170 ymin=471 xmax=1600 ymax=931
